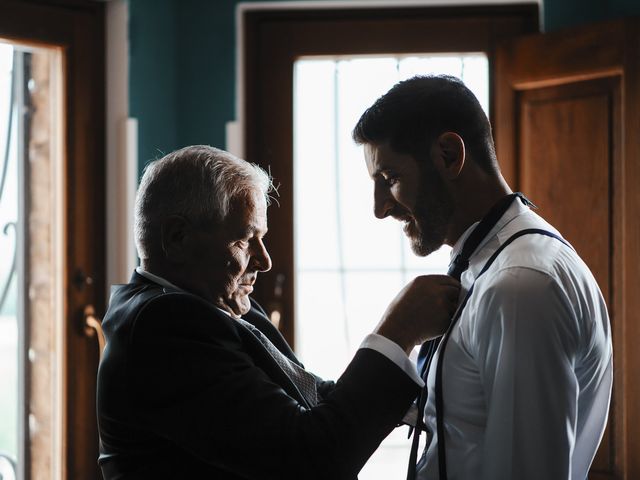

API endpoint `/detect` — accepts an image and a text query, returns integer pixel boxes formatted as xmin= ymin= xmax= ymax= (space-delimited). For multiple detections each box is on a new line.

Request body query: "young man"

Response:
xmin=353 ymin=76 xmax=612 ymax=480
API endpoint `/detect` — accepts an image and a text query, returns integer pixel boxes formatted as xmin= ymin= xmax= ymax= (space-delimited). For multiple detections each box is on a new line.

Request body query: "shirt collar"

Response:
xmin=494 ymin=198 xmax=531 ymax=245
xmin=135 ymin=266 xmax=183 ymax=291
xmin=135 ymin=266 xmax=238 ymax=319
xmin=448 ymin=196 xmax=531 ymax=270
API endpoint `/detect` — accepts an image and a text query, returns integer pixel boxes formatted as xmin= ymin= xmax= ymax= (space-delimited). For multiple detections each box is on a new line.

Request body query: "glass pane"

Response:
xmin=0 ymin=42 xmax=19 ymax=467
xmin=462 ymin=55 xmax=489 ymax=114
xmin=0 ymin=41 xmax=64 ymax=479
xmin=294 ymin=271 xmax=348 ymax=380
xmin=342 ymin=272 xmax=404 ymax=345
xmin=294 ymin=60 xmax=340 ymax=270
xmin=359 ymin=427 xmax=414 ymax=479
xmin=336 ymin=58 xmax=404 ymax=269
xmin=402 ymin=237 xmax=452 ymax=273
xmin=398 ymin=55 xmax=463 ymax=79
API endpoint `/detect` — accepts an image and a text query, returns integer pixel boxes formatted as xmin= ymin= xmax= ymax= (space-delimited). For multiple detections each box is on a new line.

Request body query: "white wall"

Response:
xmin=106 ymin=0 xmax=137 ymax=293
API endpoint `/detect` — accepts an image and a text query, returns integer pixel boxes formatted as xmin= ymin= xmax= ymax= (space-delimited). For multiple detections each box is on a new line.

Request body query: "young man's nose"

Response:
xmin=374 ymin=185 xmax=394 ymax=219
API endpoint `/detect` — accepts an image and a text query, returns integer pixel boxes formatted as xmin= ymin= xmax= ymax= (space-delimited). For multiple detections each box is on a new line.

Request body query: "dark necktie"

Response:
xmin=406 ymin=192 xmax=534 ymax=480
xmin=237 ymin=318 xmax=318 ymax=407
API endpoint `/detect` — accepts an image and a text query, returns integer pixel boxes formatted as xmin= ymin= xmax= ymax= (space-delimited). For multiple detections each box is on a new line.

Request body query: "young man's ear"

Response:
xmin=160 ymin=215 xmax=190 ymax=262
xmin=432 ymin=131 xmax=465 ymax=180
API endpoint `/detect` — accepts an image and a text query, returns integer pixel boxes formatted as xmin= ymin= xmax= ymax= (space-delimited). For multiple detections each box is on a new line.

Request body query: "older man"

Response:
xmin=353 ymin=76 xmax=612 ymax=480
xmin=97 ymin=145 xmax=459 ymax=480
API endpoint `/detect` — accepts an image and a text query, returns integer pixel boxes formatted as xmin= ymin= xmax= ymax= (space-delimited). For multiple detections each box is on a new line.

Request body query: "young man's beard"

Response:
xmin=408 ymin=170 xmax=455 ymax=257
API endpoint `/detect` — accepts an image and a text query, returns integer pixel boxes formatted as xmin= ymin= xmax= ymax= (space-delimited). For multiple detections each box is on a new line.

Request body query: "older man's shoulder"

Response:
xmin=133 ymin=289 xmax=240 ymax=339
xmin=104 ymin=282 xmax=236 ymax=344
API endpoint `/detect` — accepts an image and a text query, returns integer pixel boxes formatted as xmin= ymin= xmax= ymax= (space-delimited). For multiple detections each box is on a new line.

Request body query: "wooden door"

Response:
xmin=0 ymin=1 xmax=105 ymax=479
xmin=495 ymin=18 xmax=640 ymax=480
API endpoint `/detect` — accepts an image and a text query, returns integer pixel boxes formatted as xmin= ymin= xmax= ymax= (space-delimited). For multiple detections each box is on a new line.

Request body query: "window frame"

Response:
xmin=240 ymin=3 xmax=539 ymax=347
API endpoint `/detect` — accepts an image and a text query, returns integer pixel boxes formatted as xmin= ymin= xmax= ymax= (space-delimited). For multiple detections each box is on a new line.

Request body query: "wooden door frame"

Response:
xmin=240 ymin=3 xmax=539 ymax=347
xmin=0 ymin=1 xmax=105 ymax=479
xmin=495 ymin=18 xmax=640 ymax=479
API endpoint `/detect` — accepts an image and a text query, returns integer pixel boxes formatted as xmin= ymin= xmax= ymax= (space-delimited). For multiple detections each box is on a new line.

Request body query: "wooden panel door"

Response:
xmin=495 ymin=18 xmax=640 ymax=480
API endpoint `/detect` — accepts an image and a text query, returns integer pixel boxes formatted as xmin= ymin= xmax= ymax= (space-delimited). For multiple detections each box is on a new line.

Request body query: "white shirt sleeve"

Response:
xmin=475 ymin=267 xmax=580 ymax=480
xmin=360 ymin=333 xmax=424 ymax=387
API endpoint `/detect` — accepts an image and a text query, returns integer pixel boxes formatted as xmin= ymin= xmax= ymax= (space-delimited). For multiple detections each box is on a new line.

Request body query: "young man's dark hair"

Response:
xmin=352 ymin=75 xmax=498 ymax=174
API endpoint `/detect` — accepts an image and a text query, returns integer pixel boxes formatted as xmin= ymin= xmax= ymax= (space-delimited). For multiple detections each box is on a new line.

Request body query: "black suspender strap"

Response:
xmin=408 ymin=193 xmax=534 ymax=480
xmin=434 ymin=228 xmax=572 ymax=480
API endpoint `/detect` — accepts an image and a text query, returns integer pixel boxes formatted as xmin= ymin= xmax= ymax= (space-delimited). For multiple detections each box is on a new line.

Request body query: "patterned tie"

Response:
xmin=407 ymin=193 xmax=535 ymax=480
xmin=237 ymin=318 xmax=318 ymax=407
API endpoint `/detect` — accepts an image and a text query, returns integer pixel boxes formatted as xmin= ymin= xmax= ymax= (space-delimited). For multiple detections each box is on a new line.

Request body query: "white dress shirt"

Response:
xmin=134 ymin=267 xmax=423 ymax=387
xmin=417 ymin=200 xmax=613 ymax=480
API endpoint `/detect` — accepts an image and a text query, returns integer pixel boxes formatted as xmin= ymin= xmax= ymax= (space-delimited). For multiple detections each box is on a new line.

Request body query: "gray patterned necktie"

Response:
xmin=237 ymin=318 xmax=318 ymax=407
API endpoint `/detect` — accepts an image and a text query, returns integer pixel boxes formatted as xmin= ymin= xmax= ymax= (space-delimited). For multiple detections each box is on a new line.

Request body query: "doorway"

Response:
xmin=0 ymin=1 xmax=105 ymax=479
xmin=241 ymin=3 xmax=538 ymax=478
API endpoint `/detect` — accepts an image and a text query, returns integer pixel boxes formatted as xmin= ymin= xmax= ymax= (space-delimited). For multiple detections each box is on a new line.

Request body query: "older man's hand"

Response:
xmin=375 ymin=275 xmax=460 ymax=355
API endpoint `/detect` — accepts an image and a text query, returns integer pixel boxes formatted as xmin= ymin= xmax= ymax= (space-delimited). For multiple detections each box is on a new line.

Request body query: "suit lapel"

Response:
xmin=234 ymin=315 xmax=311 ymax=408
xmin=128 ymin=270 xmax=310 ymax=407
xmin=244 ymin=299 xmax=302 ymax=366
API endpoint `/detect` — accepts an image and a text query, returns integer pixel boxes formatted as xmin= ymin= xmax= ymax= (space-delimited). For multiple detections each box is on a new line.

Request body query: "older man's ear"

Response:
xmin=160 ymin=215 xmax=191 ymax=263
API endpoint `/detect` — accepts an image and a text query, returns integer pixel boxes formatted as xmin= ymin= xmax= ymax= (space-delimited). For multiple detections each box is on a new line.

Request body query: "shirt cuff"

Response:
xmin=359 ymin=333 xmax=424 ymax=387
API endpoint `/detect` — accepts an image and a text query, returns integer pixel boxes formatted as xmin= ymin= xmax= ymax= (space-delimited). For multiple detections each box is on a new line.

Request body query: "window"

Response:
xmin=0 ymin=42 xmax=20 ymax=476
xmin=242 ymin=3 xmax=538 ymax=345
xmin=292 ymin=53 xmax=488 ymax=479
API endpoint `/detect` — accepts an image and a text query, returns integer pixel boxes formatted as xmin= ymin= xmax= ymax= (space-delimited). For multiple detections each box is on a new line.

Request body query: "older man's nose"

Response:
xmin=253 ymin=241 xmax=272 ymax=272
xmin=374 ymin=185 xmax=394 ymax=219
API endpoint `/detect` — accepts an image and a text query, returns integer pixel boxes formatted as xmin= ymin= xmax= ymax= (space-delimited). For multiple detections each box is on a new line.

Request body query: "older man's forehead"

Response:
xmin=241 ymin=210 xmax=268 ymax=232
xmin=227 ymin=195 xmax=268 ymax=234
xmin=229 ymin=189 xmax=266 ymax=211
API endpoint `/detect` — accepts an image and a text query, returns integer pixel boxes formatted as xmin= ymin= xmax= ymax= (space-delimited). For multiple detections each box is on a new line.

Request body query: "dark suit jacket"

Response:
xmin=97 ymin=272 xmax=419 ymax=479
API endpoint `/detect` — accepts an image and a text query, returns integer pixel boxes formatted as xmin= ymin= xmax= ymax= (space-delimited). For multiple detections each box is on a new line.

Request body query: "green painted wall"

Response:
xmin=174 ymin=0 xmax=236 ymax=150
xmin=544 ymin=0 xmax=640 ymax=30
xmin=129 ymin=0 xmax=640 ymax=175
xmin=129 ymin=0 xmax=179 ymax=177
xmin=129 ymin=0 xmax=305 ymax=176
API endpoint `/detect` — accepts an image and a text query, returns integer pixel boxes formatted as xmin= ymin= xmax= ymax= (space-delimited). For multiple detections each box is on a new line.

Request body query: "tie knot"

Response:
xmin=448 ymin=254 xmax=469 ymax=281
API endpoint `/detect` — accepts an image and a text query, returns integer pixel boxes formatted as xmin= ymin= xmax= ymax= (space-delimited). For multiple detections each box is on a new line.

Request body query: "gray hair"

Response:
xmin=134 ymin=145 xmax=273 ymax=260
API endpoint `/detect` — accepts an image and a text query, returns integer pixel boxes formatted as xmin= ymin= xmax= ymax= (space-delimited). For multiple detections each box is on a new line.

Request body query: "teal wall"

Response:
xmin=130 ymin=0 xmax=284 ymax=177
xmin=173 ymin=0 xmax=236 ymax=150
xmin=544 ymin=0 xmax=640 ymax=30
xmin=129 ymin=0 xmax=640 ymax=175
xmin=129 ymin=0 xmax=178 ymax=176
